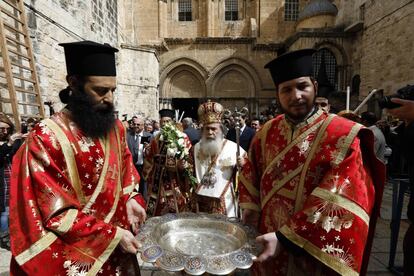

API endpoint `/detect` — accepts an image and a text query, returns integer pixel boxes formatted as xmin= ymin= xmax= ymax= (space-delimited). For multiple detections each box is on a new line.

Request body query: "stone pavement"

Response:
xmin=0 ymin=181 xmax=409 ymax=275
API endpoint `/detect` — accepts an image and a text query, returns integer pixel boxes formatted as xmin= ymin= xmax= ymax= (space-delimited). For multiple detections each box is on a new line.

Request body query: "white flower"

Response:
xmin=167 ymin=148 xmax=177 ymax=156
xmin=159 ymin=135 xmax=164 ymax=141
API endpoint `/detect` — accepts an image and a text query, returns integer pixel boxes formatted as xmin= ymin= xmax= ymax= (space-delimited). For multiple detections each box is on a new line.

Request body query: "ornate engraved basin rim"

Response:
xmin=136 ymin=212 xmax=260 ymax=275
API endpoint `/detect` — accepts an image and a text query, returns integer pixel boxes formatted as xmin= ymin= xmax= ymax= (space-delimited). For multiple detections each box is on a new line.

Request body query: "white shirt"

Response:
xmin=135 ymin=131 xmax=144 ymax=165
xmin=239 ymin=124 xmax=246 ymax=135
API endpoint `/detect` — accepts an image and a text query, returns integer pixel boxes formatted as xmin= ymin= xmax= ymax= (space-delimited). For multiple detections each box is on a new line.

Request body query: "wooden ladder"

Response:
xmin=0 ymin=0 xmax=44 ymax=130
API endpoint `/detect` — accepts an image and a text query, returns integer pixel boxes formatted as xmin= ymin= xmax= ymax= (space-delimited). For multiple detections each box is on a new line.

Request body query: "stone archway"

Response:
xmin=206 ymin=57 xmax=262 ymax=113
xmin=160 ymin=58 xmax=208 ymax=99
xmin=207 ymin=58 xmax=261 ymax=98
xmin=313 ymin=41 xmax=348 ymax=92
xmin=314 ymin=40 xmax=348 ymax=65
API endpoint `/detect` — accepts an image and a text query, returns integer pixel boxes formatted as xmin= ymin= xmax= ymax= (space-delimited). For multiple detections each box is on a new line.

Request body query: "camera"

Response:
xmin=378 ymin=84 xmax=414 ymax=109
xmin=21 ymin=123 xmax=28 ymax=134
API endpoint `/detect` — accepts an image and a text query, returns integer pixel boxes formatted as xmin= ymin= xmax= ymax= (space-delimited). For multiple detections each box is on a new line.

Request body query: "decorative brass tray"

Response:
xmin=136 ymin=212 xmax=260 ymax=275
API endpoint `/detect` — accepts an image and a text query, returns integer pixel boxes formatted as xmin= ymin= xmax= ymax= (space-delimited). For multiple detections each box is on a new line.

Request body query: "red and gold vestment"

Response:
xmin=9 ymin=111 xmax=145 ymax=275
xmin=143 ymin=132 xmax=192 ymax=216
xmin=239 ymin=110 xmax=385 ymax=275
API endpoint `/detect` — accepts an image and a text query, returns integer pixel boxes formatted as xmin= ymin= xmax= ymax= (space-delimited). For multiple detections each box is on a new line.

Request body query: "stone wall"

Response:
xmin=359 ymin=0 xmax=414 ymax=96
xmin=159 ymin=41 xmax=278 ymax=114
xmin=22 ymin=0 xmax=158 ymax=118
xmin=26 ymin=0 xmax=118 ymax=112
xmin=136 ymin=0 xmax=310 ymax=43
xmin=116 ymin=45 xmax=159 ymax=120
xmin=117 ymin=1 xmax=160 ymax=119
xmin=130 ymin=0 xmax=414 ymax=116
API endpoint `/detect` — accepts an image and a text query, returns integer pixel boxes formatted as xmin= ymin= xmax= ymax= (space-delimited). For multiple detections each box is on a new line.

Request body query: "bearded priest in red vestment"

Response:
xmin=239 ymin=49 xmax=385 ymax=276
xmin=143 ymin=109 xmax=193 ymax=216
xmin=9 ymin=41 xmax=146 ymax=275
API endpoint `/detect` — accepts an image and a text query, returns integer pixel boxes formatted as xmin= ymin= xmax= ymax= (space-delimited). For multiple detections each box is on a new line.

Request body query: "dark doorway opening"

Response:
xmin=172 ymin=98 xmax=200 ymax=120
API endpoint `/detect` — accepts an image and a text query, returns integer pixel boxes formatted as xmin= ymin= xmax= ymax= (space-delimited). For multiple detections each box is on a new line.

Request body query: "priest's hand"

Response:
xmin=119 ymin=228 xmax=141 ymax=254
xmin=126 ymin=199 xmax=147 ymax=234
xmin=255 ymin=232 xmax=282 ymax=262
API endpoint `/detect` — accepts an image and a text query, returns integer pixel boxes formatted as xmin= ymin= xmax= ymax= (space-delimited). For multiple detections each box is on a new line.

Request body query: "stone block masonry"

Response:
xmin=22 ymin=0 xmax=159 ymax=118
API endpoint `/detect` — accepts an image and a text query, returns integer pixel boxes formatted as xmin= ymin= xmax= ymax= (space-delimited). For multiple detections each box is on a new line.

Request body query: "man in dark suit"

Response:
xmin=127 ymin=116 xmax=152 ymax=199
xmin=226 ymin=114 xmax=255 ymax=152
xmin=182 ymin=117 xmax=200 ymax=146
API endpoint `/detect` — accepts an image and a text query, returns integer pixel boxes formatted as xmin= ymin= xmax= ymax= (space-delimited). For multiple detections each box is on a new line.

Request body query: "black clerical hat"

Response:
xmin=265 ymin=49 xmax=316 ymax=87
xmin=159 ymin=109 xmax=175 ymax=119
xmin=59 ymin=40 xmax=119 ymax=76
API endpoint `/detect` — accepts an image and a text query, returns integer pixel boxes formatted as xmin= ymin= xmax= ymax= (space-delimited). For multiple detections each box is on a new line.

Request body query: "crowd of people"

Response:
xmin=0 ymin=41 xmax=413 ymax=276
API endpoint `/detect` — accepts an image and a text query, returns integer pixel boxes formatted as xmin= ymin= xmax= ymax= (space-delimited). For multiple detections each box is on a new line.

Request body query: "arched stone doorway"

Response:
xmin=160 ymin=58 xmax=207 ymax=99
xmin=207 ymin=58 xmax=261 ymax=114
xmin=160 ymin=58 xmax=208 ymax=118
xmin=313 ymin=47 xmax=337 ymax=96
xmin=313 ymin=41 xmax=348 ymax=92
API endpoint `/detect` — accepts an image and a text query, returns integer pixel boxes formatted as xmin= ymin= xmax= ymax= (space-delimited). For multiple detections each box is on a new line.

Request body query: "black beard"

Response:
xmin=67 ymin=89 xmax=116 ymax=138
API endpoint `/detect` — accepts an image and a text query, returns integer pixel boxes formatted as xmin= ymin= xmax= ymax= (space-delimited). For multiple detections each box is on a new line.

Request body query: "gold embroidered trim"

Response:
xmin=312 ymin=187 xmax=370 ymax=226
xmin=293 ymin=109 xmax=324 ymax=132
xmin=259 ymin=119 xmax=274 ymax=160
xmin=43 ymin=119 xmax=85 ymax=205
xmin=261 ymin=119 xmax=325 ymax=183
xmin=83 ymin=137 xmax=110 ymax=214
xmin=129 ymin=192 xmax=139 ymax=200
xmin=56 ymin=209 xmax=78 ymax=234
xmin=279 ymin=225 xmax=359 ymax=276
xmin=295 ymin=115 xmax=335 ymax=212
xmin=15 ymin=232 xmax=58 ymax=265
xmin=262 ymin=165 xmax=304 ymax=208
xmin=238 ymin=173 xmax=260 ymax=197
xmin=239 ymin=202 xmax=261 ymax=212
xmin=277 ymin=187 xmax=297 ymax=200
xmin=87 ymin=226 xmax=123 ymax=276
xmin=332 ymin=123 xmax=363 ymax=166
xmin=123 ymin=184 xmax=134 ymax=195
xmin=104 ymin=127 xmax=122 ymax=223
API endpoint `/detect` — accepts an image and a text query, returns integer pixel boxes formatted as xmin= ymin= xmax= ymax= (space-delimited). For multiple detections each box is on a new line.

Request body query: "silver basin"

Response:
xmin=136 ymin=212 xmax=260 ymax=275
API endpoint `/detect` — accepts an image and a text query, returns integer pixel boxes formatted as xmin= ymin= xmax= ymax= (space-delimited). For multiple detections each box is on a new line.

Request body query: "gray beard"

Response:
xmin=200 ymin=135 xmax=224 ymax=157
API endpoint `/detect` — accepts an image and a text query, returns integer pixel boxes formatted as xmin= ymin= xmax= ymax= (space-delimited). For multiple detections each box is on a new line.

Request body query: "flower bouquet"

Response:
xmin=159 ymin=123 xmax=198 ymax=188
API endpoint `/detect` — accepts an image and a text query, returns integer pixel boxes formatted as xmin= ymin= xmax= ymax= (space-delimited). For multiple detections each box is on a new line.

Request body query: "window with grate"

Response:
xmin=284 ymin=0 xmax=299 ymax=21
xmin=178 ymin=0 xmax=192 ymax=21
xmin=313 ymin=48 xmax=338 ymax=90
xmin=225 ymin=0 xmax=238 ymax=21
